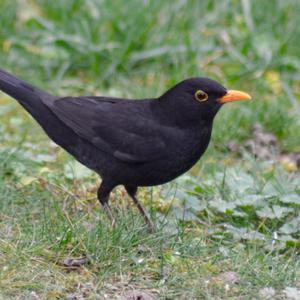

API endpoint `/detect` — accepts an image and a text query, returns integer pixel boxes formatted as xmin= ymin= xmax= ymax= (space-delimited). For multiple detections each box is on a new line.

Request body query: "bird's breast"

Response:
xmin=136 ymin=124 xmax=213 ymax=186
xmin=168 ymin=126 xmax=212 ymax=170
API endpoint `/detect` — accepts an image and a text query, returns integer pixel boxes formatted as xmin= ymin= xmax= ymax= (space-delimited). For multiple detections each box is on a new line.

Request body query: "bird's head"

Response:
xmin=159 ymin=77 xmax=251 ymax=125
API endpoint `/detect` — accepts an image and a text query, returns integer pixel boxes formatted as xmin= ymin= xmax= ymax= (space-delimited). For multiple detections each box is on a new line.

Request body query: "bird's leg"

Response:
xmin=97 ymin=182 xmax=116 ymax=227
xmin=125 ymin=185 xmax=154 ymax=232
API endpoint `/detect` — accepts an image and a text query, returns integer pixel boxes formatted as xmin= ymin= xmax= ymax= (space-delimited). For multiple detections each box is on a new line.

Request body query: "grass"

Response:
xmin=0 ymin=153 xmax=299 ymax=299
xmin=0 ymin=0 xmax=300 ymax=299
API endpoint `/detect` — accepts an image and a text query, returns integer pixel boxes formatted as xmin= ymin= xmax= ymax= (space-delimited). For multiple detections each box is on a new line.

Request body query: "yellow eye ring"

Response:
xmin=195 ymin=90 xmax=208 ymax=102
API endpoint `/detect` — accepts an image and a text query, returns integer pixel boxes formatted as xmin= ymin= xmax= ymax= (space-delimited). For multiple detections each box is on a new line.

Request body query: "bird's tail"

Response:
xmin=0 ymin=68 xmax=83 ymax=156
xmin=0 ymin=68 xmax=52 ymax=105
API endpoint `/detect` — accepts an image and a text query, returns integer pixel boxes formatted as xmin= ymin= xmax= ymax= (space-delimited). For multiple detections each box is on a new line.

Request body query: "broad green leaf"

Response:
xmin=225 ymin=225 xmax=265 ymax=241
xmin=279 ymin=217 xmax=300 ymax=234
xmin=235 ymin=194 xmax=267 ymax=207
xmin=257 ymin=205 xmax=293 ymax=219
xmin=280 ymin=194 xmax=300 ymax=205
xmin=209 ymin=199 xmax=236 ymax=213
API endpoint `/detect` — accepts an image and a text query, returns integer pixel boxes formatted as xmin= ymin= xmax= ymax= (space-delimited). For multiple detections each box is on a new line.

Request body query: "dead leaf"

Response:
xmin=244 ymin=140 xmax=273 ymax=159
xmin=65 ymin=282 xmax=94 ymax=299
xmin=28 ymin=291 xmax=40 ymax=300
xmin=136 ymin=244 xmax=151 ymax=255
xmin=244 ymin=123 xmax=278 ymax=159
xmin=279 ymin=155 xmax=298 ymax=172
xmin=120 ymin=290 xmax=156 ymax=300
xmin=283 ymin=287 xmax=300 ymax=300
xmin=218 ymin=271 xmax=240 ymax=284
xmin=258 ymin=287 xmax=276 ymax=299
xmin=279 ymin=152 xmax=300 ymax=170
xmin=252 ymin=123 xmax=277 ymax=146
xmin=63 ymin=256 xmax=89 ymax=271
xmin=228 ymin=123 xmax=299 ymax=172
xmin=227 ymin=141 xmax=240 ymax=153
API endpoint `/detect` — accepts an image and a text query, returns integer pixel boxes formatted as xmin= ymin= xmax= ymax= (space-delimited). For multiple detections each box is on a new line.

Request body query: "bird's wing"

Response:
xmin=46 ymin=96 xmax=168 ymax=163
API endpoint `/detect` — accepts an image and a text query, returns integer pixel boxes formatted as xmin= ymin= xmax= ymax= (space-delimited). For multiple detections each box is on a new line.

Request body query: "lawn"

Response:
xmin=0 ymin=0 xmax=300 ymax=299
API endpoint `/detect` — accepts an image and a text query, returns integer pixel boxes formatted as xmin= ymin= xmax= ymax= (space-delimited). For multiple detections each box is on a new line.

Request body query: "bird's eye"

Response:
xmin=194 ymin=90 xmax=208 ymax=102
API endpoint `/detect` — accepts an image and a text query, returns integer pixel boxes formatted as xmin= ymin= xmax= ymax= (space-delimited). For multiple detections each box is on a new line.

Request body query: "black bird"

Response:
xmin=0 ymin=69 xmax=251 ymax=230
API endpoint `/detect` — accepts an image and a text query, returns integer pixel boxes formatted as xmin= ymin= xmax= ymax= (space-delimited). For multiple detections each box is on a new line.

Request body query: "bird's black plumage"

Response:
xmin=0 ymin=69 xmax=250 ymax=230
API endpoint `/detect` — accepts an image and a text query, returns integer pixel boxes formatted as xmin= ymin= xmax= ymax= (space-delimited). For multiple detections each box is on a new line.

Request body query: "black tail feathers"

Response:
xmin=0 ymin=68 xmax=51 ymax=104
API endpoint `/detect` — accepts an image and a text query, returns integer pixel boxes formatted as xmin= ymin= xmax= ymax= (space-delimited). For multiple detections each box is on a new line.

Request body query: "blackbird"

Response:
xmin=0 ymin=69 xmax=251 ymax=230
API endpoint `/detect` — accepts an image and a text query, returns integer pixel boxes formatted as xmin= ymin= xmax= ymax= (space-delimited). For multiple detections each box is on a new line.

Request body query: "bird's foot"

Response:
xmin=103 ymin=203 xmax=116 ymax=228
xmin=145 ymin=218 xmax=154 ymax=233
xmin=130 ymin=195 xmax=154 ymax=233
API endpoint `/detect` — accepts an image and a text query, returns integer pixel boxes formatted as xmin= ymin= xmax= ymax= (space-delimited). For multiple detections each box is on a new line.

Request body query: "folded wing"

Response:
xmin=46 ymin=97 xmax=168 ymax=163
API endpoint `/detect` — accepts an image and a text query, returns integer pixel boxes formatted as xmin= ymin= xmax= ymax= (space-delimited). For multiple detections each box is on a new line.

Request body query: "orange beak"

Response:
xmin=218 ymin=90 xmax=252 ymax=104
